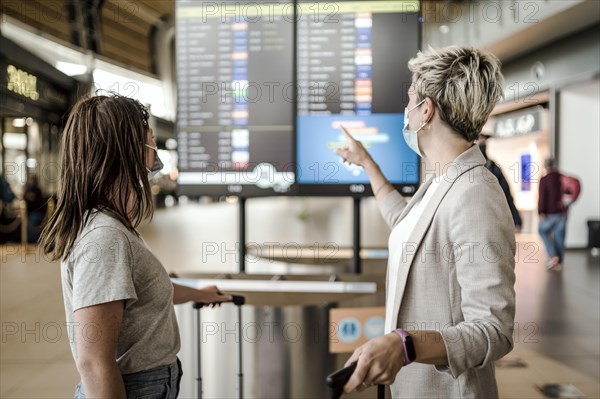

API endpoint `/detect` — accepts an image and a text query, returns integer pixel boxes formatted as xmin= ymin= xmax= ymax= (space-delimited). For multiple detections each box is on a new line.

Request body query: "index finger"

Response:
xmin=344 ymin=357 xmax=369 ymax=394
xmin=339 ymin=125 xmax=356 ymax=143
xmin=344 ymin=347 xmax=362 ymax=368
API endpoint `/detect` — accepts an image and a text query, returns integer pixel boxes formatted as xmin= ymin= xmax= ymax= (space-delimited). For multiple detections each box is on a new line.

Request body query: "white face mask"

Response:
xmin=145 ymin=144 xmax=164 ymax=177
xmin=403 ymin=99 xmax=427 ymax=157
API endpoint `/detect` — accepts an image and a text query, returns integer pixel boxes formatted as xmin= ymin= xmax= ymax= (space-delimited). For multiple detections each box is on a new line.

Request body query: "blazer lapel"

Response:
xmin=398 ymin=178 xmax=435 ymax=221
xmin=389 ymin=145 xmax=486 ymax=329
xmin=385 ymin=177 xmax=434 ymax=296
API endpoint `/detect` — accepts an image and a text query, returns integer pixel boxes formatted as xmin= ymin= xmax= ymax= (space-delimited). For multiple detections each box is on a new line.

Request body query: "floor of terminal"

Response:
xmin=1 ymin=204 xmax=599 ymax=398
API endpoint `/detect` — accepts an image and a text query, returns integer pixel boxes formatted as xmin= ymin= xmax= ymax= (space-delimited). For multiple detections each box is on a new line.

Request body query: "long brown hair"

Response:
xmin=41 ymin=95 xmax=154 ymax=261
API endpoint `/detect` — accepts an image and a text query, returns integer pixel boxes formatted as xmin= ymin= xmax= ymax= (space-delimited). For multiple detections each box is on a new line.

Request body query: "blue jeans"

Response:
xmin=538 ymin=214 xmax=567 ymax=263
xmin=74 ymin=358 xmax=182 ymax=399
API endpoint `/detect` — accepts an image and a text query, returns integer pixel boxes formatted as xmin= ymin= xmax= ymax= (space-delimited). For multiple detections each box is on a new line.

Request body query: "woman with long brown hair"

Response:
xmin=41 ymin=94 xmax=231 ymax=398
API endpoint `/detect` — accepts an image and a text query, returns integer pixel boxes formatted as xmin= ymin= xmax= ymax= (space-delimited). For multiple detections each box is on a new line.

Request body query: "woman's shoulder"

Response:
xmin=451 ymin=164 xmax=503 ymax=191
xmin=83 ymin=210 xmax=130 ymax=232
xmin=74 ymin=211 xmax=135 ymax=251
xmin=442 ymin=165 xmax=510 ymax=212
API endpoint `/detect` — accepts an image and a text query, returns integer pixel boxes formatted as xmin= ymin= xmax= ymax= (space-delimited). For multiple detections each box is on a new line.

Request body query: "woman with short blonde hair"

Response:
xmin=336 ymin=46 xmax=515 ymax=398
xmin=408 ymin=46 xmax=504 ymax=142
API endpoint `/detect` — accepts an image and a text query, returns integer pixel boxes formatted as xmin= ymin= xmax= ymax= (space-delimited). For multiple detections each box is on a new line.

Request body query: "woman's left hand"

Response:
xmin=197 ymin=285 xmax=233 ymax=307
xmin=343 ymin=333 xmax=405 ymax=393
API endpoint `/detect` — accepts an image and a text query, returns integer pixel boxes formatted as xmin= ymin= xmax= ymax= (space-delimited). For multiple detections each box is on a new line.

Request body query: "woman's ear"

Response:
xmin=423 ymin=97 xmax=436 ymax=124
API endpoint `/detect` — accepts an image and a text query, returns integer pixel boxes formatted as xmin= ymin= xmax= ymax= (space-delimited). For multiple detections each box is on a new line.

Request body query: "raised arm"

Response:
xmin=335 ymin=126 xmax=394 ymax=201
xmin=335 ymin=126 xmax=408 ymax=227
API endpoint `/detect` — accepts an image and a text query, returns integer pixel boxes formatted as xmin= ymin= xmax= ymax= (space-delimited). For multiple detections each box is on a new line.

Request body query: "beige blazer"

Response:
xmin=379 ymin=145 xmax=516 ymax=398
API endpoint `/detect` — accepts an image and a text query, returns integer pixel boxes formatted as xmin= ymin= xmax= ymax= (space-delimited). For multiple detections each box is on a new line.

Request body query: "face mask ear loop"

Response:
xmin=144 ymin=144 xmax=158 ymax=175
xmin=415 ymin=122 xmax=427 ymax=134
xmin=407 ymin=98 xmax=426 ymax=114
xmin=404 ymin=99 xmax=426 ymax=133
xmin=145 ymin=144 xmax=152 ymax=169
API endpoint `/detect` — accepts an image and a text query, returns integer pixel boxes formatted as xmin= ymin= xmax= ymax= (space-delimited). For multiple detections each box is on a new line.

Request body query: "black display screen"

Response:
xmin=176 ymin=1 xmax=296 ymax=196
xmin=296 ymin=1 xmax=420 ymax=196
xmin=176 ymin=1 xmax=420 ymax=197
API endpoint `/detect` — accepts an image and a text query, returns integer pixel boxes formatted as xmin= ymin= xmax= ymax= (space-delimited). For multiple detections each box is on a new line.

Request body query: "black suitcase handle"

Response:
xmin=326 ymin=361 xmax=356 ymax=399
xmin=326 ymin=361 xmax=385 ymax=399
xmin=193 ymin=294 xmax=246 ymax=309
xmin=193 ymin=293 xmax=246 ymax=399
xmin=231 ymin=294 xmax=245 ymax=306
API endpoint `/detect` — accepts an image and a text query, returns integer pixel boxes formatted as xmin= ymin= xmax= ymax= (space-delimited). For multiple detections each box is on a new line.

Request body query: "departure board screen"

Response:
xmin=176 ymin=1 xmax=295 ymax=197
xmin=176 ymin=0 xmax=420 ymax=197
xmin=296 ymin=1 xmax=420 ymax=196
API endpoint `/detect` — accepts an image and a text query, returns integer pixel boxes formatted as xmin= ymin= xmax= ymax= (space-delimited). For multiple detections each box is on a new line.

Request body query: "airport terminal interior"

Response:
xmin=1 ymin=1 xmax=599 ymax=398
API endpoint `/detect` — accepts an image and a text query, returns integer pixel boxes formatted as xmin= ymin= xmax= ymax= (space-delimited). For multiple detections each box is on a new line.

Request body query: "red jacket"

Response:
xmin=538 ymin=171 xmax=565 ymax=215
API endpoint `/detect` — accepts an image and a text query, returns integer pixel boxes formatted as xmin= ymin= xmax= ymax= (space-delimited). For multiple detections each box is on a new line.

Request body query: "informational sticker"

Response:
xmin=338 ymin=317 xmax=362 ymax=343
xmin=364 ymin=316 xmax=385 ymax=340
xmin=329 ymin=307 xmax=385 ymax=353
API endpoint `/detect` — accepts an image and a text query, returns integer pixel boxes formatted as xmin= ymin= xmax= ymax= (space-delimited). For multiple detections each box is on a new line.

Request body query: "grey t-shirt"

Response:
xmin=61 ymin=211 xmax=180 ymax=374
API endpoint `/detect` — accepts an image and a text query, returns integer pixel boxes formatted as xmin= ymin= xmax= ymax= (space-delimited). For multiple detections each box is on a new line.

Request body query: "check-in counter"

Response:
xmin=173 ymin=273 xmax=382 ymax=399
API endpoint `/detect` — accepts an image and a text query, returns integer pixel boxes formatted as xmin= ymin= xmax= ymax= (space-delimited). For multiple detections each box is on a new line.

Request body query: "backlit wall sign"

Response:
xmin=6 ymin=65 xmax=39 ymax=101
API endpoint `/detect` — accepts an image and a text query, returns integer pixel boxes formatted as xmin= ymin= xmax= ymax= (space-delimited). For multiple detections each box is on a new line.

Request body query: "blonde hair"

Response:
xmin=408 ymin=46 xmax=504 ymax=142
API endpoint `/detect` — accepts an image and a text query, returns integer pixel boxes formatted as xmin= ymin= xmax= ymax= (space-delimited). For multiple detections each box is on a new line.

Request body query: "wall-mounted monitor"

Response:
xmin=175 ymin=0 xmax=420 ymax=197
xmin=296 ymin=1 xmax=420 ymax=196
xmin=176 ymin=1 xmax=296 ymax=197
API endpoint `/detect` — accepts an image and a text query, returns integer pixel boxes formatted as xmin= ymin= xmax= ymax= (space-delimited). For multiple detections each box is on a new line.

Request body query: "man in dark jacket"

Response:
xmin=538 ymin=158 xmax=566 ymax=271
xmin=477 ymin=133 xmax=523 ymax=232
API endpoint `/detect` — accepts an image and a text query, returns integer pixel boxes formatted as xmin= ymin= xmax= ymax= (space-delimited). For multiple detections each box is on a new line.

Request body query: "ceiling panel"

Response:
xmin=139 ymin=0 xmax=174 ymax=17
xmin=1 ymin=0 xmax=71 ymax=43
xmin=1 ymin=0 xmax=165 ymax=74
xmin=100 ymin=0 xmax=157 ymax=73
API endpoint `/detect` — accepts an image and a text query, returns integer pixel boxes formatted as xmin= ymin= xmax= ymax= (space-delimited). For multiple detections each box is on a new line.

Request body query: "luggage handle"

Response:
xmin=326 ymin=361 xmax=385 ymax=399
xmin=231 ymin=294 xmax=245 ymax=306
xmin=326 ymin=361 xmax=356 ymax=399
xmin=193 ymin=293 xmax=246 ymax=399
xmin=193 ymin=294 xmax=245 ymax=309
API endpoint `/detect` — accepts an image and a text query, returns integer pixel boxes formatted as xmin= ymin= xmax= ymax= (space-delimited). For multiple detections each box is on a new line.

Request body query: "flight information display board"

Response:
xmin=296 ymin=1 xmax=420 ymax=196
xmin=176 ymin=1 xmax=295 ymax=196
xmin=175 ymin=0 xmax=420 ymax=197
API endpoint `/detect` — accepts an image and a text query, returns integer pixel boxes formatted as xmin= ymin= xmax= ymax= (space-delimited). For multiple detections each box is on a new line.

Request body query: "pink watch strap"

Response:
xmin=393 ymin=328 xmax=413 ymax=366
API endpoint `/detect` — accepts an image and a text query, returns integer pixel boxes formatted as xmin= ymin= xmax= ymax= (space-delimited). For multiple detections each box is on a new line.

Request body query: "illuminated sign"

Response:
xmin=6 ymin=64 xmax=39 ymax=101
xmin=493 ymin=106 xmax=542 ymax=138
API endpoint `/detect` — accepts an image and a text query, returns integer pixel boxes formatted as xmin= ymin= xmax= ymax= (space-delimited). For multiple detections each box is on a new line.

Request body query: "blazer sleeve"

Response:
xmin=436 ymin=173 xmax=516 ymax=379
xmin=377 ymin=190 xmax=408 ymax=229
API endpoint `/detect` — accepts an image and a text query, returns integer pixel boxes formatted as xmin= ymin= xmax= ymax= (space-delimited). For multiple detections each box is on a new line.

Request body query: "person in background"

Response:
xmin=538 ymin=158 xmax=567 ymax=271
xmin=24 ymin=174 xmax=47 ymax=243
xmin=0 ymin=175 xmax=15 ymax=203
xmin=335 ymin=46 xmax=515 ymax=399
xmin=0 ymin=175 xmax=16 ymax=212
xmin=477 ymin=133 xmax=523 ymax=232
xmin=40 ymin=95 xmax=233 ymax=398
xmin=1 ymin=175 xmax=19 ymax=243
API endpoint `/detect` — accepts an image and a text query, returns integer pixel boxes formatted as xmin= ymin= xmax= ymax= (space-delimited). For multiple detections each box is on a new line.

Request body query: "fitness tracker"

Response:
xmin=393 ymin=329 xmax=417 ymax=365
